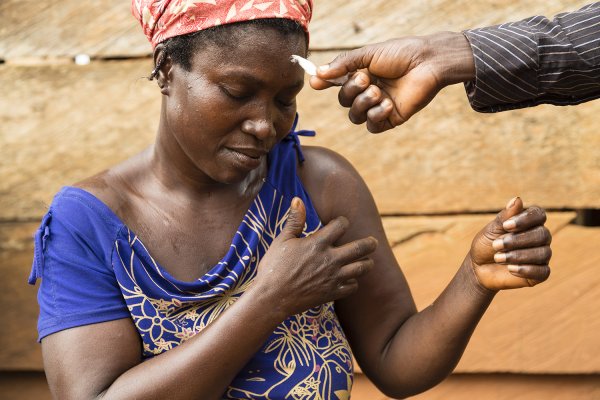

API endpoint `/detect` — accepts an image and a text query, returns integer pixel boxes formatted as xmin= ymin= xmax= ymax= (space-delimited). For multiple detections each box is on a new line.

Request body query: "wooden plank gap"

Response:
xmin=389 ymin=225 xmax=453 ymax=248
xmin=3 ymin=54 xmax=151 ymax=66
xmin=308 ymin=47 xmax=363 ymax=53
xmin=574 ymin=209 xmax=600 ymax=227
xmin=379 ymin=208 xmax=579 ymax=218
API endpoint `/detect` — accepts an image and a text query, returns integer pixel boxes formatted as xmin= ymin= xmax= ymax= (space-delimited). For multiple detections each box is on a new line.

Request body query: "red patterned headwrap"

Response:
xmin=132 ymin=0 xmax=313 ymax=48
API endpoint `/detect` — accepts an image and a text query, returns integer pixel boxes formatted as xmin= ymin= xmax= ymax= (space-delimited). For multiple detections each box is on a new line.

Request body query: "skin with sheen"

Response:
xmin=310 ymin=32 xmax=475 ymax=133
xmin=41 ymin=23 xmax=551 ymax=400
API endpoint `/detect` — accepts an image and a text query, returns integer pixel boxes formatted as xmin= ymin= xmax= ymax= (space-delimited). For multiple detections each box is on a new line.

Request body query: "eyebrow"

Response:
xmin=221 ymin=71 xmax=304 ymax=90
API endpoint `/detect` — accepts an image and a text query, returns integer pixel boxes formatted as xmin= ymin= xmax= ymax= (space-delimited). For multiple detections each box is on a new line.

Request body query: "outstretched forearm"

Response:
xmin=375 ymin=256 xmax=495 ymax=398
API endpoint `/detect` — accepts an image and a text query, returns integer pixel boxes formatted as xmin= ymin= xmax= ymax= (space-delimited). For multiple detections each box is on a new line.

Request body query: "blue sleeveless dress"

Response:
xmin=29 ymin=125 xmax=354 ymax=399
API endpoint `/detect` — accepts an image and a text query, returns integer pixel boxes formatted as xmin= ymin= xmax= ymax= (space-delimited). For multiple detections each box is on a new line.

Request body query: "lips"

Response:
xmin=226 ymin=147 xmax=267 ymax=169
xmin=228 ymin=147 xmax=267 ymax=159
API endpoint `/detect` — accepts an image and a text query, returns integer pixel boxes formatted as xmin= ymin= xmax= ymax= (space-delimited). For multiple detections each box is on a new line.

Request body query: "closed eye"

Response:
xmin=219 ymin=84 xmax=252 ymax=102
xmin=278 ymin=98 xmax=296 ymax=107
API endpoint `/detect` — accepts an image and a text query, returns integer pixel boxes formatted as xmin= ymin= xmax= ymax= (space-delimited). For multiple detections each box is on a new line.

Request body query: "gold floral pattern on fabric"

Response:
xmin=112 ymin=183 xmax=353 ymax=399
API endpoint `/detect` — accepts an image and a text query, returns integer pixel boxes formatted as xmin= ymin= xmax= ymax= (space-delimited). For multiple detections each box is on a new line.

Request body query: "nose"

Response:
xmin=241 ymin=118 xmax=276 ymax=141
xmin=241 ymin=106 xmax=276 ymax=141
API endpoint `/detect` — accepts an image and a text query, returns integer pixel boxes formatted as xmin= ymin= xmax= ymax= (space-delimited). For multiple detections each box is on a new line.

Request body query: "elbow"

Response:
xmin=374 ymin=383 xmax=440 ymax=400
xmin=369 ymin=370 xmax=452 ymax=399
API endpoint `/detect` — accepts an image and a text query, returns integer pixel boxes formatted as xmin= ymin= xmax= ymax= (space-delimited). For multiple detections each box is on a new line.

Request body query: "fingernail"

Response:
xmin=318 ymin=65 xmax=330 ymax=73
xmin=503 ymin=219 xmax=516 ymax=230
xmin=291 ymin=197 xmax=300 ymax=208
xmin=494 ymin=253 xmax=507 ymax=263
xmin=506 ymin=196 xmax=518 ymax=210
xmin=507 ymin=265 xmax=519 ymax=273
xmin=492 ymin=238 xmax=504 ymax=251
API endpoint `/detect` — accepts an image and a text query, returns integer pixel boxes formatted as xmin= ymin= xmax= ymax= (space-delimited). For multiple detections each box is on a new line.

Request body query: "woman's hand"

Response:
xmin=255 ymin=197 xmax=378 ymax=317
xmin=468 ymin=197 xmax=552 ymax=291
xmin=309 ymin=32 xmax=475 ymax=133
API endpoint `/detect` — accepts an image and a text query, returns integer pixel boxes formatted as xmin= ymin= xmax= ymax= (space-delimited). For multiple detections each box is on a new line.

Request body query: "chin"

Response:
xmin=211 ymin=168 xmax=254 ymax=185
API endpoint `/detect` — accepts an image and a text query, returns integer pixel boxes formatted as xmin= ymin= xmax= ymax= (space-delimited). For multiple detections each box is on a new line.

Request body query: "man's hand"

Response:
xmin=310 ymin=32 xmax=475 ymax=133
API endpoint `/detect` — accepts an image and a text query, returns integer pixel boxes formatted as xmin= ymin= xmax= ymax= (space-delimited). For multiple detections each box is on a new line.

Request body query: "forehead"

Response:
xmin=191 ymin=24 xmax=307 ymax=69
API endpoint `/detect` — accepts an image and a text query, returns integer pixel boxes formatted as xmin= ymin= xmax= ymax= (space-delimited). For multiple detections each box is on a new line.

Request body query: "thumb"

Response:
xmin=491 ymin=196 xmax=523 ymax=235
xmin=279 ymin=197 xmax=306 ymax=240
xmin=317 ymin=46 xmax=375 ymax=80
xmin=471 ymin=197 xmax=523 ymax=265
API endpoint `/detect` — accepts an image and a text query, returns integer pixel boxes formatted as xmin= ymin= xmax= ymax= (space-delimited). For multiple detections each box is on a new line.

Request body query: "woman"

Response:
xmin=29 ymin=1 xmax=552 ymax=399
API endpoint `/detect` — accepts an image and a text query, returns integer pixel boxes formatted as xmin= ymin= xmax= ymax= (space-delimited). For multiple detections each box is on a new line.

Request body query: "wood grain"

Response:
xmin=0 ymin=222 xmax=42 ymax=370
xmin=4 ymin=213 xmax=599 ymax=374
xmin=2 ymin=60 xmax=599 ymax=219
xmin=309 ymin=0 xmax=591 ymax=50
xmin=353 ymin=373 xmax=600 ymax=400
xmin=385 ymin=212 xmax=600 ymax=374
xmin=0 ymin=372 xmax=52 ymax=400
xmin=0 ymin=0 xmax=590 ymax=60
xmin=1 ymin=371 xmax=599 ymax=400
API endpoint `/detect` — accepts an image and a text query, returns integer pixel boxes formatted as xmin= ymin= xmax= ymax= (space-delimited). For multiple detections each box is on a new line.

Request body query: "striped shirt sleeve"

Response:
xmin=462 ymin=2 xmax=600 ymax=113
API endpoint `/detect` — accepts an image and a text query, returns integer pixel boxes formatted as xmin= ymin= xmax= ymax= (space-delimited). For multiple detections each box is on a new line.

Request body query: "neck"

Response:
xmin=148 ymin=113 xmax=266 ymax=203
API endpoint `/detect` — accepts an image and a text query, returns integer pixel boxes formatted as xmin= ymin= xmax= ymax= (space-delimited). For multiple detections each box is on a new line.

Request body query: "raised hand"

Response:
xmin=469 ymin=197 xmax=552 ymax=291
xmin=309 ymin=32 xmax=475 ymax=133
xmin=255 ymin=197 xmax=378 ymax=316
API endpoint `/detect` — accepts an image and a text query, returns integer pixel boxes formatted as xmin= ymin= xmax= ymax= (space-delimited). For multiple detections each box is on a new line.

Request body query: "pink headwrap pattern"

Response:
xmin=132 ymin=0 xmax=313 ymax=48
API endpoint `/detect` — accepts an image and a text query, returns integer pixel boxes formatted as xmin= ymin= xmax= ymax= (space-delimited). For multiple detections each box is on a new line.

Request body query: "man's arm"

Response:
xmin=311 ymin=3 xmax=600 ymax=132
xmin=464 ymin=2 xmax=600 ymax=112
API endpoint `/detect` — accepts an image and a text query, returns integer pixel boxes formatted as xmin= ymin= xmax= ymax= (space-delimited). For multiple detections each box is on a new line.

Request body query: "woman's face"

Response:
xmin=162 ymin=26 xmax=307 ymax=184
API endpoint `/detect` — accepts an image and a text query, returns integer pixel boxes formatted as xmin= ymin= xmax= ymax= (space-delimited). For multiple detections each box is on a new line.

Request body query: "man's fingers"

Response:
xmin=317 ymin=47 xmax=375 ymax=80
xmin=349 ymin=85 xmax=384 ymax=125
xmin=338 ymin=72 xmax=371 ymax=108
xmin=366 ymin=97 xmax=410 ymax=133
xmin=503 ymin=206 xmax=547 ymax=233
xmin=309 ymin=75 xmax=336 ymax=90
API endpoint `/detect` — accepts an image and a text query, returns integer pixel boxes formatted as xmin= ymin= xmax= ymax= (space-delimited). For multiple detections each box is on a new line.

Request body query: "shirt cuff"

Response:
xmin=462 ymin=25 xmax=539 ymax=113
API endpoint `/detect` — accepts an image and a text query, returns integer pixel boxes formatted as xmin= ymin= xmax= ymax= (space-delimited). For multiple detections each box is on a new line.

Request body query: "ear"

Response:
xmin=152 ymin=44 xmax=173 ymax=95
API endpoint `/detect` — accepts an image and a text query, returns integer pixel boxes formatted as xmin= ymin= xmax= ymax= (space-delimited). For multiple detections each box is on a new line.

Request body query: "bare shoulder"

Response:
xmin=75 ymin=170 xmax=119 ymax=200
xmin=298 ymin=145 xmax=376 ymax=225
xmin=73 ymin=148 xmax=150 ymax=214
xmin=298 ymin=145 xmax=358 ymax=180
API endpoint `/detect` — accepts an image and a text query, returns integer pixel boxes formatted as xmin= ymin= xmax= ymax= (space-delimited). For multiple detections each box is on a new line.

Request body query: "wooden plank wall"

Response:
xmin=1 ymin=1 xmax=599 ymax=399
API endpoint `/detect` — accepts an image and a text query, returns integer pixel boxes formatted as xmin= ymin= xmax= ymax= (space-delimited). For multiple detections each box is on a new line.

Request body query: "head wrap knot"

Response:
xmin=132 ymin=0 xmax=313 ymax=48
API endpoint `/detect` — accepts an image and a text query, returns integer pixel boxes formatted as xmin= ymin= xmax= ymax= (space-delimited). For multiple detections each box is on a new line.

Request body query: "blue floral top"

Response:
xmin=29 ymin=125 xmax=354 ymax=399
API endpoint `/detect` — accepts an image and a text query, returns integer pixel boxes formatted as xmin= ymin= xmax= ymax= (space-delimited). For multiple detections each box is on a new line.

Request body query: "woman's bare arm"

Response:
xmin=300 ymin=146 xmax=550 ymax=398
